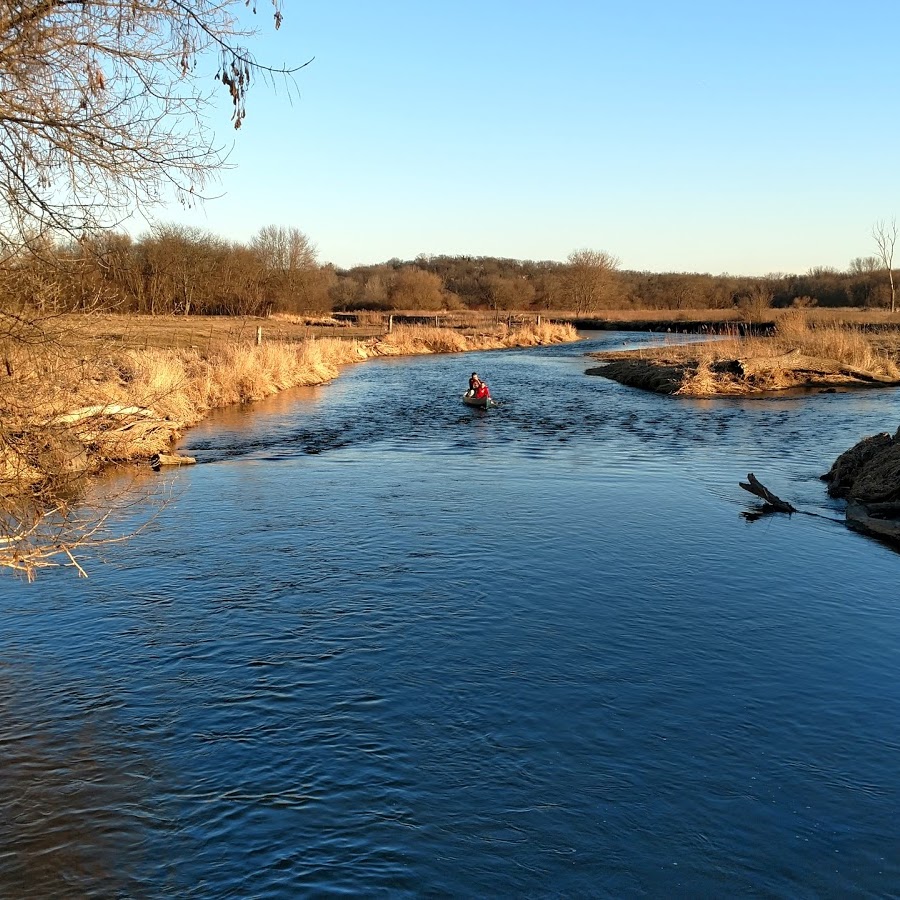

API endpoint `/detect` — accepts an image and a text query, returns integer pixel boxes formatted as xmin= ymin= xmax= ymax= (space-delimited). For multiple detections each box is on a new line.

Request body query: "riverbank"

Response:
xmin=586 ymin=312 xmax=900 ymax=396
xmin=2 ymin=319 xmax=577 ymax=484
xmin=822 ymin=428 xmax=900 ymax=545
xmin=561 ymin=307 xmax=900 ymax=334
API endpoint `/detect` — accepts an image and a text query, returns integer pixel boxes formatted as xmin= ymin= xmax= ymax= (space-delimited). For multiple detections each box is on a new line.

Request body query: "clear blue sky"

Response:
xmin=157 ymin=0 xmax=900 ymax=275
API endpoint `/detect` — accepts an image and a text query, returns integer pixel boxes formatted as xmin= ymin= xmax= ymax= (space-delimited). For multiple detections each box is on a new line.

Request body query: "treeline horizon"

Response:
xmin=3 ymin=224 xmax=896 ymax=317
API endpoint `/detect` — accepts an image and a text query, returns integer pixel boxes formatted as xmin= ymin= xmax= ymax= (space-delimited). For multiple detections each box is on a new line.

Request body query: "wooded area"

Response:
xmin=3 ymin=235 xmax=899 ymax=318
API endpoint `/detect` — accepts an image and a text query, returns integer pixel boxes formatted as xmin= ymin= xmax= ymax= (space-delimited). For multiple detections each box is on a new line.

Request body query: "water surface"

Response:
xmin=1 ymin=332 xmax=898 ymax=897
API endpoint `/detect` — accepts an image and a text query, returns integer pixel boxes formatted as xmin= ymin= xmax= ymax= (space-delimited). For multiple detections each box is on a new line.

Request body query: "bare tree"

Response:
xmin=873 ymin=219 xmax=897 ymax=313
xmin=0 ymin=0 xmax=307 ymax=248
xmin=739 ymin=282 xmax=774 ymax=324
xmin=563 ymin=249 xmax=620 ymax=314
xmin=252 ymin=225 xmax=317 ymax=272
xmin=487 ymin=275 xmax=536 ymax=311
xmin=388 ymin=267 xmax=445 ymax=311
xmin=252 ymin=225 xmax=327 ymax=312
xmin=849 ymin=256 xmax=881 ymax=275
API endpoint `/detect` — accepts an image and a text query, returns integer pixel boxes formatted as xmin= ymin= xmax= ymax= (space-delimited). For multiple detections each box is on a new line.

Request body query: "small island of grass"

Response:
xmin=586 ymin=311 xmax=900 ymax=396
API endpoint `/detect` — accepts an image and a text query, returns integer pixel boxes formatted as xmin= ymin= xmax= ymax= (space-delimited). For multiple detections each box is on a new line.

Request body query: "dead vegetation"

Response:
xmin=587 ymin=311 xmax=900 ymax=396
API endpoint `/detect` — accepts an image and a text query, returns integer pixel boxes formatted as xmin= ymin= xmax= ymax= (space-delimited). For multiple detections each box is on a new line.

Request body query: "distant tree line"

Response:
xmin=2 ymin=229 xmax=898 ymax=316
xmin=3 ymin=225 xmax=334 ymax=317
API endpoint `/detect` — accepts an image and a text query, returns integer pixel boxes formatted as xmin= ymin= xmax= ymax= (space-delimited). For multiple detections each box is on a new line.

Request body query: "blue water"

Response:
xmin=1 ymin=332 xmax=899 ymax=897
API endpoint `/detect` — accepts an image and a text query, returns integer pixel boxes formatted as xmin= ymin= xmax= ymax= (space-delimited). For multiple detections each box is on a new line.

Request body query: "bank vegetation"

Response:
xmin=587 ymin=311 xmax=900 ymax=396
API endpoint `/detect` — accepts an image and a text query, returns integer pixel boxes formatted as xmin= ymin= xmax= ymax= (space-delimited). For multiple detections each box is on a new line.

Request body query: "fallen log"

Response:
xmin=740 ymin=468 xmax=900 ymax=551
xmin=54 ymin=405 xmax=155 ymax=425
xmin=738 ymin=473 xmax=797 ymax=513
xmin=736 ymin=349 xmax=899 ymax=384
xmin=150 ymin=452 xmax=196 ymax=469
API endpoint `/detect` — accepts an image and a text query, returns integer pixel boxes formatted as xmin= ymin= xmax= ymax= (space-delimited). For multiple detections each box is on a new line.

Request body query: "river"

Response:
xmin=1 ymin=331 xmax=898 ymax=897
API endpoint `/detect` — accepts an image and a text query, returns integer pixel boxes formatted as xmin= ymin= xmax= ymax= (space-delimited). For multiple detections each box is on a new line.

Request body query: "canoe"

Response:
xmin=462 ymin=393 xmax=497 ymax=409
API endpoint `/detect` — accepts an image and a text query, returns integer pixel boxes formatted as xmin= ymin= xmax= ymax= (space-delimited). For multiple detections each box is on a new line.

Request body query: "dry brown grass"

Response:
xmin=774 ymin=310 xmax=900 ymax=377
xmin=642 ymin=312 xmax=897 ymax=373
xmin=590 ymin=311 xmax=900 ymax=396
xmin=377 ymin=325 xmax=472 ymax=355
xmin=372 ymin=321 xmax=577 ymax=356
xmin=504 ymin=321 xmax=579 ymax=346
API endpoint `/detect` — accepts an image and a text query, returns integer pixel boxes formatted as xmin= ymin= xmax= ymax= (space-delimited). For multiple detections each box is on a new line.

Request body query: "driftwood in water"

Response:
xmin=735 ymin=350 xmax=899 ymax=384
xmin=150 ymin=452 xmax=196 ymax=469
xmin=741 ymin=470 xmax=900 ymax=548
xmin=739 ymin=473 xmax=797 ymax=513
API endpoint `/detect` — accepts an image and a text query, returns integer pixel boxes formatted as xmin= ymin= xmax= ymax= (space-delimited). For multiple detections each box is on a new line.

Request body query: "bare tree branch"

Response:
xmin=0 ymin=0 xmax=309 ymax=246
xmin=873 ymin=218 xmax=897 ymax=314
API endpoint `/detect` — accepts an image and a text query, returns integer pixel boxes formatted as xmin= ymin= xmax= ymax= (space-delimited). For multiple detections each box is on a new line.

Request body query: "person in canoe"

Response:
xmin=467 ymin=373 xmax=490 ymax=400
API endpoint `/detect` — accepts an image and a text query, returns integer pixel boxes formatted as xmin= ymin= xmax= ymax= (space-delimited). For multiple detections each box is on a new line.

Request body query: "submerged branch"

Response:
xmin=739 ymin=473 xmax=797 ymax=514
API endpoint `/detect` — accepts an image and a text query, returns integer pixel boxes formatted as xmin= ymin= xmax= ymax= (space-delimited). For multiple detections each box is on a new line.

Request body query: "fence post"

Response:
xmin=388 ymin=314 xmax=393 ymax=333
xmin=256 ymin=326 xmax=262 ymax=346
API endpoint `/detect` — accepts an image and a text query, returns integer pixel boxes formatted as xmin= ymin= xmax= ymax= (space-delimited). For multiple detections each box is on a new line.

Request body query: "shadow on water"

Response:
xmin=0 ymin=669 xmax=160 ymax=896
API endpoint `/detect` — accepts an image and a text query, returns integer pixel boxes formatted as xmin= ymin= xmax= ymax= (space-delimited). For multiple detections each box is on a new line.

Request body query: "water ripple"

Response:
xmin=1 ymin=332 xmax=899 ymax=896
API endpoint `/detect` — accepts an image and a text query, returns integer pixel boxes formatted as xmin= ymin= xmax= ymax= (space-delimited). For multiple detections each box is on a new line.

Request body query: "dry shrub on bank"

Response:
xmin=503 ymin=321 xmax=578 ymax=346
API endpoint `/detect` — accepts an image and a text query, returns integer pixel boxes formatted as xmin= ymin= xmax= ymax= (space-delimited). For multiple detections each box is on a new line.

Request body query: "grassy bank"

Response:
xmin=74 ymin=310 xmax=558 ymax=350
xmin=587 ymin=311 xmax=900 ymax=396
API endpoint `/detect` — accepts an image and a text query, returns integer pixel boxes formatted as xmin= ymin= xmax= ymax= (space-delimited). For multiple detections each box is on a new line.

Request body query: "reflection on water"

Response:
xmin=1 ymin=332 xmax=899 ymax=896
